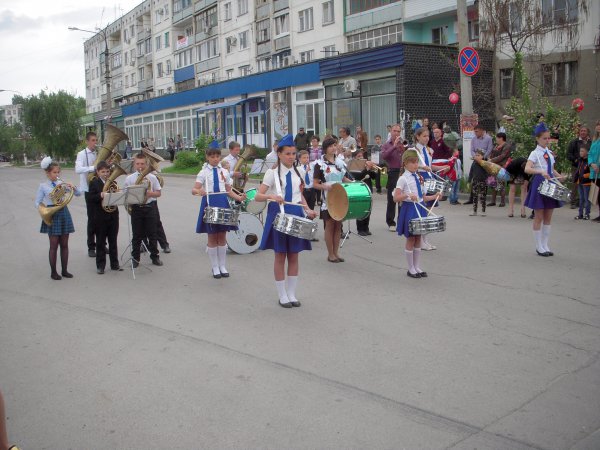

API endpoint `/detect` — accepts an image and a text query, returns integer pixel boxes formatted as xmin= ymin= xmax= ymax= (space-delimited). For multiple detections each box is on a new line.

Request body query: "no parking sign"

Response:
xmin=459 ymin=47 xmax=480 ymax=77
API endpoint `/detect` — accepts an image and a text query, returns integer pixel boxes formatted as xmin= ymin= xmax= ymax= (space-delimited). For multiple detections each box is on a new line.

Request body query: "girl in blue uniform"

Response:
xmin=414 ymin=126 xmax=437 ymax=251
xmin=35 ymin=157 xmax=81 ymax=280
xmin=394 ymin=149 xmax=441 ymax=278
xmin=255 ymin=134 xmax=317 ymax=308
xmin=524 ymin=123 xmax=566 ymax=256
xmin=192 ymin=141 xmax=245 ymax=278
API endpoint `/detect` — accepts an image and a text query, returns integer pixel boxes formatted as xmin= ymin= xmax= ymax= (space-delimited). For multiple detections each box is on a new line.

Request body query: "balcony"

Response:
xmin=145 ymin=53 xmax=153 ymax=64
xmin=274 ymin=35 xmax=290 ymax=51
xmin=195 ymin=56 xmax=220 ymax=73
xmin=136 ymin=28 xmax=151 ymax=42
xmin=257 ymin=41 xmax=271 ymax=56
xmin=137 ymin=54 xmax=146 ymax=66
xmin=345 ymin=3 xmax=403 ymax=34
xmin=110 ymin=44 xmax=122 ymax=55
xmin=195 ymin=27 xmax=216 ymax=43
xmin=273 ymin=0 xmax=289 ymax=12
xmin=194 ymin=0 xmax=217 ymax=12
xmin=256 ymin=3 xmax=270 ymax=19
xmin=112 ymin=87 xmax=123 ymax=99
xmin=173 ymin=4 xmax=194 ymax=25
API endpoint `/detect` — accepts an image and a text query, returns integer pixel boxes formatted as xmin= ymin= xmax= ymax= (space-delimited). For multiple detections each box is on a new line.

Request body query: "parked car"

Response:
xmin=0 ymin=154 xmax=10 ymax=162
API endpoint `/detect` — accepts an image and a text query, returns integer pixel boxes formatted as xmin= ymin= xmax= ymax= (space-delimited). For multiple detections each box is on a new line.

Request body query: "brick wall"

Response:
xmin=399 ymin=43 xmax=495 ymax=139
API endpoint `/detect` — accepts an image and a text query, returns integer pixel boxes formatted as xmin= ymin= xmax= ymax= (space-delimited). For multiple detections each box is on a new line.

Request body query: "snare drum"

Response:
xmin=537 ymin=179 xmax=571 ymax=203
xmin=244 ymin=188 xmax=267 ymax=214
xmin=203 ymin=206 xmax=240 ymax=226
xmin=409 ymin=216 xmax=446 ymax=235
xmin=226 ymin=212 xmax=263 ymax=254
xmin=327 ymin=182 xmax=372 ymax=221
xmin=273 ymin=213 xmax=318 ymax=241
xmin=423 ymin=179 xmax=451 ymax=196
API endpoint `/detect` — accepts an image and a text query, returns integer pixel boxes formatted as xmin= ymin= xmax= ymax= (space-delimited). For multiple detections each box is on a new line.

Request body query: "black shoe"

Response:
xmin=357 ymin=231 xmax=369 ymax=236
xmin=546 ymin=251 xmax=554 ymax=256
xmin=290 ymin=301 xmax=301 ymax=307
xmin=51 ymin=272 xmax=62 ymax=280
xmin=528 ymin=213 xmax=535 ymax=219
xmin=417 ymin=271 xmax=428 ymax=277
xmin=536 ymin=250 xmax=550 ymax=257
xmin=570 ymin=204 xmax=578 ymax=209
xmin=97 ymin=268 xmax=105 ymax=274
xmin=61 ymin=271 xmax=73 ymax=278
xmin=463 ymin=200 xmax=474 ymax=205
xmin=111 ymin=266 xmax=123 ymax=271
xmin=152 ymin=258 xmax=163 ymax=266
xmin=407 ymin=271 xmax=421 ymax=278
xmin=487 ymin=202 xmax=496 ymax=207
xmin=88 ymin=250 xmax=96 ymax=257
xmin=162 ymin=245 xmax=171 ymax=253
xmin=132 ymin=261 xmax=139 ymax=268
xmin=310 ymin=238 xmax=319 ymax=242
xmin=279 ymin=300 xmax=293 ymax=308
xmin=376 ymin=190 xmax=382 ymax=194
xmin=220 ymin=270 xmax=230 ymax=278
xmin=592 ymin=216 xmax=600 ymax=222
xmin=366 ymin=231 xmax=372 ymax=236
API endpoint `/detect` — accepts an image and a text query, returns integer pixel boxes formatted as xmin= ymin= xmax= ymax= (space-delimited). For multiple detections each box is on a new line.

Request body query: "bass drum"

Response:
xmin=226 ymin=212 xmax=263 ymax=254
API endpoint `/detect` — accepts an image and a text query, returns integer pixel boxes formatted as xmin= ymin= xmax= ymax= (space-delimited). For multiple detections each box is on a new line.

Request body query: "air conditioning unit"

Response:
xmin=130 ymin=60 xmax=136 ymax=66
xmin=228 ymin=36 xmax=237 ymax=45
xmin=344 ymin=79 xmax=360 ymax=93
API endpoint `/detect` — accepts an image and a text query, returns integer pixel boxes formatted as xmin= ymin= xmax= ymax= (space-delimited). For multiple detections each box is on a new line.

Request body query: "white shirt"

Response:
xmin=416 ymin=143 xmax=432 ymax=169
xmin=528 ymin=145 xmax=555 ymax=173
xmin=196 ymin=164 xmax=231 ymax=193
xmin=339 ymin=136 xmax=357 ymax=149
xmin=261 ymin=166 xmax=304 ymax=204
xmin=75 ymin=147 xmax=97 ymax=192
xmin=299 ymin=162 xmax=316 ymax=188
xmin=123 ymin=171 xmax=161 ymax=204
xmin=395 ymin=170 xmax=424 ymax=203
xmin=222 ymin=153 xmax=239 ymax=172
xmin=35 ymin=179 xmax=81 ymax=208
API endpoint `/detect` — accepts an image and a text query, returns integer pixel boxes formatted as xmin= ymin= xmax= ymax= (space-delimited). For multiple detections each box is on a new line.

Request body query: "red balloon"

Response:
xmin=571 ymin=98 xmax=584 ymax=112
xmin=449 ymin=93 xmax=460 ymax=104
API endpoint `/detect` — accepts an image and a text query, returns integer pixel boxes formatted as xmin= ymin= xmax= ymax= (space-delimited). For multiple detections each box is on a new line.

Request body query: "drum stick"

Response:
xmin=425 ymin=196 xmax=440 ymax=216
xmin=267 ymin=199 xmax=301 ymax=207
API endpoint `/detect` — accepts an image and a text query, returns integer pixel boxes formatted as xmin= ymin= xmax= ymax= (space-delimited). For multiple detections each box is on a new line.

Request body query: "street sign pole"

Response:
xmin=457 ymin=0 xmax=474 ymax=176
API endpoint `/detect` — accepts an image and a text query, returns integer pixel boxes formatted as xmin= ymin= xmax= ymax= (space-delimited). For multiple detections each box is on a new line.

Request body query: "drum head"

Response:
xmin=246 ymin=199 xmax=267 ymax=214
xmin=226 ymin=213 xmax=263 ymax=254
xmin=328 ymin=184 xmax=349 ymax=221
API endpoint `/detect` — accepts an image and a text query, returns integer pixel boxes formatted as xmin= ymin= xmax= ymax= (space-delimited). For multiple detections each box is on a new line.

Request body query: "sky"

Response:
xmin=0 ymin=0 xmax=143 ymax=106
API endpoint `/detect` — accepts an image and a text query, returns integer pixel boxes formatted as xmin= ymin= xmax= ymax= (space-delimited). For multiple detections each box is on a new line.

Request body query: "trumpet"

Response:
xmin=369 ymin=163 xmax=387 ymax=175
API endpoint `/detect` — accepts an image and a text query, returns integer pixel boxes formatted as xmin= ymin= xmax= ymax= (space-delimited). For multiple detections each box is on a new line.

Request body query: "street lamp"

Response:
xmin=69 ymin=26 xmax=112 ymax=126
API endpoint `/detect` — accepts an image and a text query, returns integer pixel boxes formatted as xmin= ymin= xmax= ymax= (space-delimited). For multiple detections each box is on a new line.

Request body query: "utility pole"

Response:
xmin=456 ymin=0 xmax=474 ymax=175
xmin=103 ymin=27 xmax=112 ymax=126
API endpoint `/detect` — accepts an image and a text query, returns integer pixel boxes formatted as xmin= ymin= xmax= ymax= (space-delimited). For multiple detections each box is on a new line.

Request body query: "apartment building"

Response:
xmin=82 ymin=0 xmax=494 ymax=152
xmin=0 ymin=104 xmax=23 ymax=126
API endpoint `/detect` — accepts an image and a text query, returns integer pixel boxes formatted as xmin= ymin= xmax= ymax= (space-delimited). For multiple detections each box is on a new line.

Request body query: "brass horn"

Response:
xmin=232 ymin=145 xmax=258 ymax=192
xmin=38 ymin=180 xmax=75 ymax=226
xmin=102 ymin=163 xmax=128 ymax=212
xmin=88 ymin=124 xmax=129 ymax=183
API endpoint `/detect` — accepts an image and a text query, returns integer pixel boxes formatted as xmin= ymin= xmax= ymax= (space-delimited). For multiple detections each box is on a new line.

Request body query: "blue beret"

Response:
xmin=208 ymin=139 xmax=220 ymax=149
xmin=278 ymin=134 xmax=294 ymax=148
xmin=533 ymin=122 xmax=548 ymax=136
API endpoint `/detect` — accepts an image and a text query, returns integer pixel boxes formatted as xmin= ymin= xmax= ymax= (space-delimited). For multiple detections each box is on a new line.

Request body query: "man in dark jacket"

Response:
xmin=294 ymin=128 xmax=309 ymax=150
xmin=567 ymin=126 xmax=591 ymax=208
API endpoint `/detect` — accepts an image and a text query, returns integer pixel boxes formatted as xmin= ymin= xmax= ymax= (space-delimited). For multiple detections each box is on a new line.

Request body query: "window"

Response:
xmin=111 ymin=52 xmax=121 ymax=69
xmin=237 ymin=0 xmax=248 ymax=16
xmin=129 ymin=24 xmax=135 ymax=39
xmin=226 ymin=69 xmax=234 ymax=79
xmin=157 ymin=62 xmax=164 ymax=78
xmin=164 ymin=3 xmax=169 ymax=15
xmin=271 ymin=51 xmax=290 ymax=69
xmin=347 ymin=24 xmax=402 ymax=51
xmin=174 ymin=0 xmax=191 ymax=13
xmin=164 ymin=32 xmax=170 ymax=48
xmin=137 ymin=42 xmax=145 ymax=57
xmin=257 ymin=58 xmax=270 ymax=72
xmin=125 ymin=77 xmax=129 ymax=88
xmin=274 ymin=14 xmax=289 ymax=36
xmin=166 ymin=59 xmax=172 ymax=74
xmin=468 ymin=20 xmax=479 ymax=40
xmin=224 ymin=2 xmax=232 ymax=21
xmin=131 ymin=73 xmax=136 ymax=85
xmin=239 ymin=30 xmax=249 ymax=49
xmin=542 ymin=0 xmax=578 ymax=24
xmin=299 ymin=50 xmax=314 ymax=62
xmin=197 ymin=37 xmax=219 ymax=61
xmin=299 ymin=8 xmax=313 ymax=32
xmin=124 ymin=51 xmax=129 ymax=65
xmin=500 ymin=69 xmax=514 ymax=99
xmin=322 ymin=1 xmax=335 ymax=24
xmin=185 ymin=26 xmax=193 ymax=37
xmin=124 ymin=28 xmax=129 ymax=42
xmin=144 ymin=38 xmax=152 ymax=54
xmin=542 ymin=61 xmax=578 ymax=96
xmin=323 ymin=45 xmax=336 ymax=56
xmin=138 ymin=67 xmax=145 ymax=81
xmin=431 ymin=27 xmax=445 ymax=44
xmin=257 ymin=19 xmax=270 ymax=43
xmin=155 ymin=9 xmax=162 ymax=25
xmin=347 ymin=0 xmax=400 ymax=15
xmin=177 ymin=48 xmax=193 ymax=68
xmin=239 ymin=65 xmax=251 ymax=76
xmin=195 ymin=6 xmax=218 ymax=33
xmin=155 ymin=36 xmax=162 ymax=51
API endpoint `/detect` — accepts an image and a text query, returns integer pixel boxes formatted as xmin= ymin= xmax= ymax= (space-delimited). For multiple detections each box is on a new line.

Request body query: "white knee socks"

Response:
xmin=275 ymin=280 xmax=290 ymax=304
xmin=207 ymin=247 xmax=220 ymax=276
xmin=533 ymin=230 xmax=544 ymax=253
xmin=413 ymin=247 xmax=422 ymax=273
xmin=405 ymin=250 xmax=416 ymax=274
xmin=286 ymin=276 xmax=298 ymax=302
xmin=217 ymin=245 xmax=228 ymax=274
xmin=541 ymin=225 xmax=551 ymax=253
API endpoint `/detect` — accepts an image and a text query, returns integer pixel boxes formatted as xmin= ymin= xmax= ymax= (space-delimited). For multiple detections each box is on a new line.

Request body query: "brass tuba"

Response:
xmin=142 ymin=147 xmax=165 ymax=187
xmin=38 ymin=179 xmax=75 ymax=226
xmin=87 ymin=124 xmax=129 ymax=183
xmin=232 ymin=145 xmax=257 ymax=193
xmin=101 ymin=163 xmax=128 ymax=213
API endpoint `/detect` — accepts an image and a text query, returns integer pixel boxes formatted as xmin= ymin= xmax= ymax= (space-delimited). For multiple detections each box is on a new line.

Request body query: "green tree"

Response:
xmin=20 ymin=90 xmax=85 ymax=159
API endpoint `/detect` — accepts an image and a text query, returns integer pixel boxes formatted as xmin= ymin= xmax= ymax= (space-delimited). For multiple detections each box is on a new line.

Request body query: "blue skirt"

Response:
xmin=40 ymin=206 xmax=75 ymax=235
xmin=524 ymin=175 xmax=562 ymax=210
xmin=397 ymin=201 xmax=428 ymax=237
xmin=196 ymin=193 xmax=239 ymax=234
xmin=260 ymin=202 xmax=312 ymax=254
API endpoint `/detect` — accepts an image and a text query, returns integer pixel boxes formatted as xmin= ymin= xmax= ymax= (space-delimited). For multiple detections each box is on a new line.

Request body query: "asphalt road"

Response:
xmin=1 ymin=166 xmax=599 ymax=450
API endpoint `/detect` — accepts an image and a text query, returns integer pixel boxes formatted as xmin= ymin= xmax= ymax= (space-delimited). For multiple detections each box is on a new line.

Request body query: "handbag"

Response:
xmin=589 ymin=174 xmax=599 ymax=205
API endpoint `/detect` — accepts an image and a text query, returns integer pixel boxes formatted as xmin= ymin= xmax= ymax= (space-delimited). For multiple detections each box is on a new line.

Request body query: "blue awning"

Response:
xmin=195 ymin=96 xmax=264 ymax=113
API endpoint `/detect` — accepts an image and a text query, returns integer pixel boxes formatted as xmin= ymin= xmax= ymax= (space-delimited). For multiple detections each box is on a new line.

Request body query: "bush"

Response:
xmin=173 ymin=150 xmax=204 ymax=169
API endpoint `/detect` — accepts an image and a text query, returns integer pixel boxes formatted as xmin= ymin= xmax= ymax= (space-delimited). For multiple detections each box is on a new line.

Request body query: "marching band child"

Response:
xmin=255 ymin=135 xmax=317 ymax=308
xmin=298 ymin=150 xmax=317 ymax=211
xmin=35 ymin=157 xmax=81 ymax=280
xmin=414 ymin=126 xmax=436 ymax=250
xmin=193 ymin=141 xmax=245 ymax=278
xmin=524 ymin=123 xmax=566 ymax=256
xmin=394 ymin=149 xmax=441 ymax=279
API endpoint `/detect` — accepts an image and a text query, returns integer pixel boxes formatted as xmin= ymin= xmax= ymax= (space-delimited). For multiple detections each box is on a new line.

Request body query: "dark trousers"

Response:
xmin=370 ymin=169 xmax=382 ymax=192
xmin=84 ymin=192 xmax=96 ymax=251
xmin=95 ymin=214 xmax=119 ymax=269
xmin=144 ymin=204 xmax=169 ymax=249
xmin=357 ymin=176 xmax=373 ymax=232
xmin=570 ymin=167 xmax=579 ymax=206
xmin=386 ymin=169 xmax=400 ymax=225
xmin=304 ymin=187 xmax=317 ymax=211
xmin=472 ymin=180 xmax=487 ymax=213
xmin=131 ymin=203 xmax=159 ymax=262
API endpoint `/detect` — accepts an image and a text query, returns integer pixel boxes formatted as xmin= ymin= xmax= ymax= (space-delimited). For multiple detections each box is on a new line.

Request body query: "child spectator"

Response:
xmin=469 ymin=150 xmax=488 ymax=216
xmin=574 ymin=146 xmax=591 ymax=220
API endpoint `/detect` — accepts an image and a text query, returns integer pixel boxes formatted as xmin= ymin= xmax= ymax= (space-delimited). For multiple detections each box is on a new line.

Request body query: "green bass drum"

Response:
xmin=327 ymin=181 xmax=372 ymax=221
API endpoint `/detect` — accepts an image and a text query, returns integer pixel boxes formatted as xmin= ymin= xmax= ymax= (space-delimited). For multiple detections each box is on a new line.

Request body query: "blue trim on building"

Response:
xmin=123 ymin=62 xmax=320 ymax=117
xmin=319 ymin=43 xmax=404 ymax=79
xmin=174 ymin=65 xmax=195 ymax=83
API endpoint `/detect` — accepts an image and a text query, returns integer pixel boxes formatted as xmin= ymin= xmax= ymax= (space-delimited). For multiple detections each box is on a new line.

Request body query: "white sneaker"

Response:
xmin=422 ymin=243 xmax=436 ymax=251
xmin=388 ymin=225 xmax=396 ymax=232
